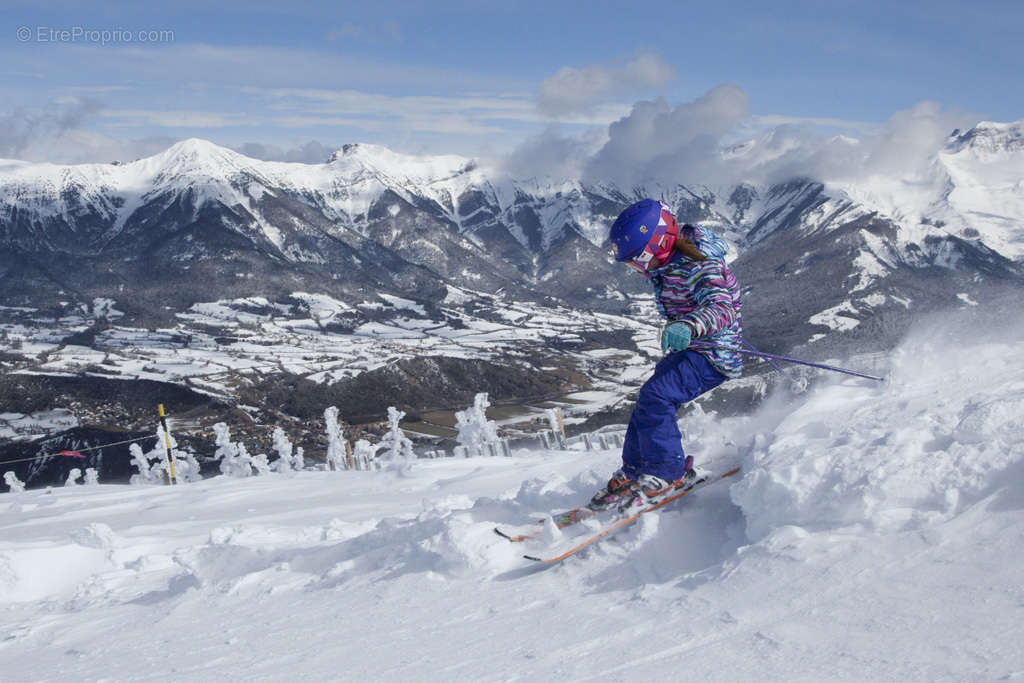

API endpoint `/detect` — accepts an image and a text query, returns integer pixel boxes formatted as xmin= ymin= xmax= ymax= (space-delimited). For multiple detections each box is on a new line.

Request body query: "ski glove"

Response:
xmin=661 ymin=321 xmax=692 ymax=353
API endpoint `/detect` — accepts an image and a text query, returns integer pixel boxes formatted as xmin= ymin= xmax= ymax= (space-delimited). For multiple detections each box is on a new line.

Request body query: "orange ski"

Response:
xmin=523 ymin=467 xmax=740 ymax=563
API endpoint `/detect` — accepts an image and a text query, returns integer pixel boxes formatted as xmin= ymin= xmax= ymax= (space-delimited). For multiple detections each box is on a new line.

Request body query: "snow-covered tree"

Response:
xmin=214 ymin=422 xmax=254 ymax=478
xmin=129 ymin=442 xmax=160 ymax=485
xmin=130 ymin=427 xmax=202 ymax=484
xmin=65 ymin=468 xmax=82 ymax=486
xmin=271 ymin=427 xmax=295 ymax=472
xmin=250 ymin=447 xmax=271 ymax=476
xmin=83 ymin=468 xmax=99 ymax=486
xmin=377 ymin=406 xmax=414 ymax=461
xmin=4 ymin=471 xmax=25 ymax=493
xmin=173 ymin=448 xmax=203 ymax=483
xmin=293 ymin=446 xmax=305 ymax=471
xmin=455 ymin=393 xmax=500 ymax=457
xmin=353 ymin=439 xmax=376 ymax=470
xmin=324 ymin=406 xmax=347 ymax=470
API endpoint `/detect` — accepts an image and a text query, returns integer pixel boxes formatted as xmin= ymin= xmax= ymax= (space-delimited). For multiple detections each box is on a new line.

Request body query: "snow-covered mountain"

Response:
xmin=1 ymin=122 xmax=1022 ymax=355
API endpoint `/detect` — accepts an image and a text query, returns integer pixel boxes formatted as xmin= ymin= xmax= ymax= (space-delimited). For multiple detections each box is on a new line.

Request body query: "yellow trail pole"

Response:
xmin=157 ymin=404 xmax=178 ymax=485
xmin=345 ymin=441 xmax=354 ymax=470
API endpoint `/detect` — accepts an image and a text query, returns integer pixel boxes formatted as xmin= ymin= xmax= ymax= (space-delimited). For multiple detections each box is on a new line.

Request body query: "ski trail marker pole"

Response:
xmin=157 ymin=404 xmax=178 ymax=484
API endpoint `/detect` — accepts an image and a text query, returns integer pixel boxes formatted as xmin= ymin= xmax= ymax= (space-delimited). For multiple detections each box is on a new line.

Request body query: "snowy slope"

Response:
xmin=2 ymin=319 xmax=1022 ymax=681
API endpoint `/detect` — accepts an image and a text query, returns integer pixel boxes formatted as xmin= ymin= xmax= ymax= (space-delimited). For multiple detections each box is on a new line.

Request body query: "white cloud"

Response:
xmin=738 ymin=100 xmax=976 ymax=186
xmin=498 ymin=125 xmax=607 ymax=180
xmin=507 ymin=84 xmax=979 ymax=193
xmin=0 ymin=96 xmax=103 ymax=158
xmin=582 ymin=83 xmax=750 ymax=186
xmin=4 ymin=128 xmax=177 ymax=164
xmin=242 ymin=87 xmax=540 ymax=135
xmin=538 ymin=53 xmax=675 ymax=117
xmin=235 ymin=140 xmax=336 ymax=164
xmin=99 ymin=108 xmax=254 ymax=128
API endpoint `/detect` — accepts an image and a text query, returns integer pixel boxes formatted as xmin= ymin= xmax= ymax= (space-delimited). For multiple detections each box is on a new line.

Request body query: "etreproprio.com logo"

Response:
xmin=17 ymin=26 xmax=175 ymax=45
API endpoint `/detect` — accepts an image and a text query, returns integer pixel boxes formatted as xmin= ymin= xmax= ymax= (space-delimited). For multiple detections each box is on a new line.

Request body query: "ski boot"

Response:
xmin=637 ymin=456 xmax=697 ymax=501
xmin=588 ymin=470 xmax=635 ymax=511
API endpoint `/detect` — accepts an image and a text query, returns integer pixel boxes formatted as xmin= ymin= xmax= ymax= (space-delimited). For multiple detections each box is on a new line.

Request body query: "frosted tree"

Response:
xmin=293 ymin=446 xmax=305 ymax=471
xmin=129 ymin=442 xmax=160 ymax=485
xmin=156 ymin=426 xmax=202 ymax=483
xmin=174 ymin=449 xmax=203 ymax=483
xmin=83 ymin=468 xmax=100 ymax=486
xmin=131 ymin=427 xmax=202 ymax=484
xmin=65 ymin=468 xmax=82 ymax=486
xmin=377 ymin=406 xmax=414 ymax=461
xmin=324 ymin=406 xmax=347 ymax=470
xmin=455 ymin=393 xmax=500 ymax=457
xmin=4 ymin=471 xmax=25 ymax=493
xmin=214 ymin=422 xmax=254 ymax=478
xmin=271 ymin=427 xmax=295 ymax=472
xmin=249 ymin=447 xmax=271 ymax=476
xmin=353 ymin=439 xmax=376 ymax=470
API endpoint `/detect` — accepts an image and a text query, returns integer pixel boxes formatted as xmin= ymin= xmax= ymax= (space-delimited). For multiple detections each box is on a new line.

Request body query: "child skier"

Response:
xmin=590 ymin=198 xmax=743 ymax=511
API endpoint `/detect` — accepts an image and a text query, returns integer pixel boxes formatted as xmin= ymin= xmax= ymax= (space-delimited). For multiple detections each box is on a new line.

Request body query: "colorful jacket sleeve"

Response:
xmin=678 ymin=259 xmax=740 ymax=338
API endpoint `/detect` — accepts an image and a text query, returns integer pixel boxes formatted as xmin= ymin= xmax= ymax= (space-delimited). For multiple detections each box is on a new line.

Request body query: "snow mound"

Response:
xmin=732 ymin=326 xmax=1024 ymax=541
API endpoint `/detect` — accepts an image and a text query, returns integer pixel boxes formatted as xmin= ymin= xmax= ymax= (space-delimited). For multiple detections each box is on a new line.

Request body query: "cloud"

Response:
xmin=498 ymin=125 xmax=607 ymax=180
xmin=506 ymin=83 xmax=979 ymax=194
xmin=235 ymin=140 xmax=337 ymax=164
xmin=737 ymin=100 xmax=976 ymax=186
xmin=0 ymin=96 xmax=103 ymax=158
xmin=242 ymin=87 xmax=537 ymax=135
xmin=538 ymin=54 xmax=675 ymax=117
xmin=99 ymin=108 xmax=253 ymax=128
xmin=3 ymin=128 xmax=177 ymax=164
xmin=581 ymin=83 xmax=750 ymax=186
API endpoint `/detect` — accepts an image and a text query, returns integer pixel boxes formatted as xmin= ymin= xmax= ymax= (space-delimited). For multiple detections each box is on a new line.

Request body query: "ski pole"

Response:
xmin=739 ymin=335 xmax=789 ymax=376
xmin=689 ymin=341 xmax=885 ymax=382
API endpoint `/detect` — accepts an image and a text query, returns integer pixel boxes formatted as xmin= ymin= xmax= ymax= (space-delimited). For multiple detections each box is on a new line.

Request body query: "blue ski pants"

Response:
xmin=621 ymin=350 xmax=727 ymax=481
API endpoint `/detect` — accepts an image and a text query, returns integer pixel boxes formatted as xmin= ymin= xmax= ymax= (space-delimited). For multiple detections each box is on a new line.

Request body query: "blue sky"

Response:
xmin=1 ymin=0 xmax=1022 ymax=163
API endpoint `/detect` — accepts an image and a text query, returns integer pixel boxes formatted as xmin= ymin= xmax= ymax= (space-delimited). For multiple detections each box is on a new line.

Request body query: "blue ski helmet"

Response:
xmin=609 ymin=199 xmax=680 ymax=272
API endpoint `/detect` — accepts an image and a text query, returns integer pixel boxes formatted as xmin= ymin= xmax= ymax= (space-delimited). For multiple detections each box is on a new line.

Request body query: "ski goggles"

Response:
xmin=623 ymin=233 xmax=673 ymax=275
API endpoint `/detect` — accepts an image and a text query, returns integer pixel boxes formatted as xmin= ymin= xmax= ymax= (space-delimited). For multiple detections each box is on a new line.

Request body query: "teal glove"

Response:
xmin=661 ymin=322 xmax=692 ymax=353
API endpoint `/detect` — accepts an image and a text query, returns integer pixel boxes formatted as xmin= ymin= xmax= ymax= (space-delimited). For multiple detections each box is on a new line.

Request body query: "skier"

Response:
xmin=590 ymin=198 xmax=743 ymax=511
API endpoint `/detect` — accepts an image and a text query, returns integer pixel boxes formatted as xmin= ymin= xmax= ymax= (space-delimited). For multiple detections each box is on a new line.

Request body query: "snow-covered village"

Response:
xmin=2 ymin=2 xmax=1024 ymax=681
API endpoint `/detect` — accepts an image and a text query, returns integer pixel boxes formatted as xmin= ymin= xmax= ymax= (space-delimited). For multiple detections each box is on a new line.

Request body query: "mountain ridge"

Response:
xmin=2 ymin=121 xmax=1022 ymax=355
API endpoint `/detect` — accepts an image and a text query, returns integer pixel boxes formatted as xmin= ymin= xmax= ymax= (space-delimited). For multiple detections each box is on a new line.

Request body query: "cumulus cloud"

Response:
xmin=538 ymin=53 xmax=675 ymax=117
xmin=582 ymin=83 xmax=750 ymax=186
xmin=508 ymin=83 xmax=978 ymax=194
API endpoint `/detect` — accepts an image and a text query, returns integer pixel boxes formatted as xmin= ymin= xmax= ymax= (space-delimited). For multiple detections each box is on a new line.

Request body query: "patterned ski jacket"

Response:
xmin=649 ymin=225 xmax=743 ymax=378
